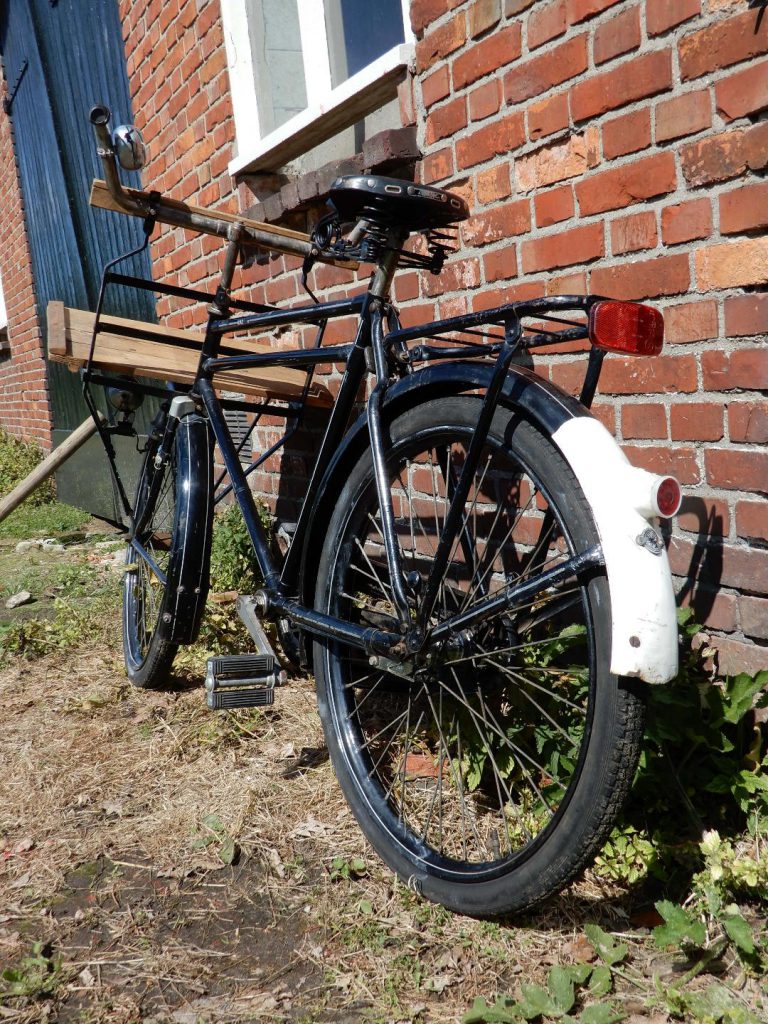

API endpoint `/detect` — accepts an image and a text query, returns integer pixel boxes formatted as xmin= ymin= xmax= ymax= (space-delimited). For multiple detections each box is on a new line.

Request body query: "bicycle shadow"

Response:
xmin=662 ymin=496 xmax=724 ymax=626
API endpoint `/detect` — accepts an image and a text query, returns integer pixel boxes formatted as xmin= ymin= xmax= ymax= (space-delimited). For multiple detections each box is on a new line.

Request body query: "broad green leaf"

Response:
xmin=463 ymin=996 xmax=521 ymax=1023
xmin=578 ymin=1004 xmax=625 ymax=1024
xmin=723 ymin=672 xmax=768 ymax=724
xmin=519 ymin=983 xmax=559 ymax=1019
xmin=652 ymin=900 xmax=706 ymax=949
xmin=683 ymin=982 xmax=761 ymax=1024
xmin=547 ymin=966 xmax=576 ymax=1014
xmin=721 ymin=913 xmax=755 ymax=954
xmin=218 ymin=835 xmax=237 ymax=865
xmin=562 ymin=963 xmax=592 ymax=985
xmin=586 ymin=965 xmax=613 ymax=999
xmin=583 ymin=924 xmax=628 ymax=966
xmin=201 ymin=813 xmax=224 ymax=832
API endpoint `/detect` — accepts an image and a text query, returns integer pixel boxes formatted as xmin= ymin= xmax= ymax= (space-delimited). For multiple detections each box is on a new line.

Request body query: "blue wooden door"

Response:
xmin=0 ymin=0 xmax=156 ymax=518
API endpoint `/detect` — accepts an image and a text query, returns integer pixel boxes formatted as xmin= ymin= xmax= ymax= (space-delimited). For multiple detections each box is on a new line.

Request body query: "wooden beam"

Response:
xmin=46 ymin=301 xmax=334 ymax=408
xmin=89 ymin=180 xmax=358 ymax=269
xmin=0 ymin=413 xmax=106 ymax=524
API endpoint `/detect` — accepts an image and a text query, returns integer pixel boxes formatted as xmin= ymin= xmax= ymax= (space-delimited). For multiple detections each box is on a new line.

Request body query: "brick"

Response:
xmin=611 ymin=210 xmax=658 ymax=255
xmin=424 ymin=256 xmax=482 ymax=296
xmin=534 ymin=184 xmax=575 ymax=227
xmin=589 ymin=352 xmax=698 ymax=394
xmin=483 ymin=245 xmax=518 ymax=282
xmin=706 ymin=449 xmax=768 ymax=493
xmin=621 ymin=402 xmax=667 ymax=439
xmin=716 ymin=59 xmax=768 ymax=122
xmin=593 ymin=6 xmax=641 ymax=65
xmin=422 ymin=65 xmax=451 ymax=108
xmin=663 ymin=299 xmax=718 ymax=344
xmin=462 ymin=200 xmax=532 ymax=247
xmin=576 ymin=152 xmax=676 ymax=216
xmin=476 ymin=163 xmax=512 ymax=204
xmin=521 ymin=222 xmax=604 ymax=272
xmin=528 ymin=92 xmax=569 ymax=141
xmin=504 ymin=35 xmax=588 ymax=105
xmin=416 ymin=14 xmax=467 ymax=73
xmin=655 ymin=90 xmax=711 ymax=143
xmin=669 ymin=536 xmax=768 ymax=595
xmin=680 ymin=9 xmax=768 ymax=81
xmin=570 ymin=49 xmax=672 ymax=122
xmin=528 ymin=0 xmax=567 ymax=49
xmin=725 ymin=294 xmax=768 ymax=337
xmin=741 ymin=596 xmax=768 ymax=641
xmin=695 ymin=238 xmax=768 ymax=291
xmin=729 ymin=401 xmax=768 ymax=444
xmin=681 ymin=129 xmax=753 ymax=188
xmin=410 ymin=0 xmax=448 ymax=34
xmin=602 ymin=108 xmax=651 ymax=159
xmin=661 ymin=198 xmax=712 ymax=246
xmin=426 ymin=96 xmax=467 ymax=144
xmin=506 ymin=0 xmax=535 ymax=13
xmin=702 ymin=348 xmax=768 ymax=391
xmin=647 ymin=0 xmax=700 ymax=36
xmin=590 ymin=253 xmax=690 ymax=300
xmin=517 ymin=134 xmax=587 ymax=191
xmin=453 ymin=23 xmax=522 ymax=89
xmin=720 ymin=181 xmax=768 ymax=235
xmin=622 ymin=444 xmax=700 ymax=484
xmin=469 ymin=0 xmax=502 ymax=38
xmin=422 ymin=146 xmax=454 ymax=182
xmin=737 ymin=499 xmax=768 ymax=543
xmin=566 ymin=0 xmax=622 ymax=23
xmin=711 ymin=637 xmax=768 ymax=679
xmin=456 ymin=112 xmax=526 ymax=168
xmin=676 ymin=496 xmax=730 ymax=537
xmin=670 ymin=402 xmax=724 ymax=441
xmin=684 ymin=590 xmax=738 ymax=634
xmin=469 ymin=80 xmax=502 ymax=121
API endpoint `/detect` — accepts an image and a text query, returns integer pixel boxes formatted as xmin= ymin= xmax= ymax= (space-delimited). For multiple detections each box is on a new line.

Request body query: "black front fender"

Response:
xmin=298 ymin=361 xmax=590 ymax=609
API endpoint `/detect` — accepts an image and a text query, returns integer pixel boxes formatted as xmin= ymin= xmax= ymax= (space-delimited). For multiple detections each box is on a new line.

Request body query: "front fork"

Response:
xmin=366 ymin=306 xmax=526 ymax=644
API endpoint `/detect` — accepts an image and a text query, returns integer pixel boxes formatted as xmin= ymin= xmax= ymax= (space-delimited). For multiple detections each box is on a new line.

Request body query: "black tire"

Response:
xmin=123 ymin=411 xmax=212 ymax=688
xmin=313 ymin=396 xmax=644 ymax=915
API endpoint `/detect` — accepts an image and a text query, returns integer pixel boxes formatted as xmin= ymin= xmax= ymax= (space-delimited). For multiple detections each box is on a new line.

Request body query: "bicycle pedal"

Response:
xmin=205 ymin=654 xmax=277 ymax=710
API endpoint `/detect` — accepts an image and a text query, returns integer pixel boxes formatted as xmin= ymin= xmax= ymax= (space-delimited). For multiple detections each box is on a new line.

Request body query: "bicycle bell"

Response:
xmin=112 ymin=124 xmax=148 ymax=171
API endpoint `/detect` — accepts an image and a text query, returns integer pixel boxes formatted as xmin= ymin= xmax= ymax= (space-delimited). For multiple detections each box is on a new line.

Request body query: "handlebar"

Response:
xmin=88 ymin=105 xmax=356 ymax=267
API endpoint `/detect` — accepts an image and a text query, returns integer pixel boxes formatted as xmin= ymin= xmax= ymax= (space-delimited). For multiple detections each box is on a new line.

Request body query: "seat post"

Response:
xmin=368 ymin=229 xmax=408 ymax=300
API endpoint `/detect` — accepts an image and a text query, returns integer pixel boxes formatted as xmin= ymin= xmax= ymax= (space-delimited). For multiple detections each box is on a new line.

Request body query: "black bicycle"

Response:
xmin=77 ymin=106 xmax=681 ymax=915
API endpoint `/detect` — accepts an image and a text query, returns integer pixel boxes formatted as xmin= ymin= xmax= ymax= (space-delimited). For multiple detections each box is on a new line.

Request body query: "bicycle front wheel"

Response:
xmin=313 ymin=396 xmax=644 ymax=915
xmin=123 ymin=410 xmax=212 ymax=687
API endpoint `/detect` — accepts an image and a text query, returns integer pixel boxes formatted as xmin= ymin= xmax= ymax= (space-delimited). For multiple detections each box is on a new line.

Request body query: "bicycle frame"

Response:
xmin=95 ymin=228 xmax=605 ymax=662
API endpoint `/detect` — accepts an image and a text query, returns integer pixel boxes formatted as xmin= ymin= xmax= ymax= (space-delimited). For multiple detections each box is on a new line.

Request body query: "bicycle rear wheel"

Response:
xmin=123 ymin=409 xmax=212 ymax=687
xmin=313 ymin=396 xmax=644 ymax=915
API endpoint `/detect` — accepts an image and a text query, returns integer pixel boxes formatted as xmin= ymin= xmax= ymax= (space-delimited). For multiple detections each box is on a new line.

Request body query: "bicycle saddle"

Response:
xmin=328 ymin=175 xmax=469 ymax=231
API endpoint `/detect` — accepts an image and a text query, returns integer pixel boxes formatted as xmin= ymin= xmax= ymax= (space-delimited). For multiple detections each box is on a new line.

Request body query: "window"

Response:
xmin=221 ymin=0 xmax=414 ymax=175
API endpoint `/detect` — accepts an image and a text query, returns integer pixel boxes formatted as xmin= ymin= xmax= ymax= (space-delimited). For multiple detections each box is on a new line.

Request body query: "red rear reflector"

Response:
xmin=655 ymin=476 xmax=681 ymax=518
xmin=589 ymin=301 xmax=664 ymax=356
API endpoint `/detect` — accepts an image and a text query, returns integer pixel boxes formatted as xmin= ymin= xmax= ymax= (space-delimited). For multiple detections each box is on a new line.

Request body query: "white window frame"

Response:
xmin=221 ymin=0 xmax=414 ymax=176
xmin=0 ymin=266 xmax=8 ymax=352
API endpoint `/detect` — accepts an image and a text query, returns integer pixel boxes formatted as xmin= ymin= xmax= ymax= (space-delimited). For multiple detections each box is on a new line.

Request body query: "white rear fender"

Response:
xmin=551 ymin=416 xmax=679 ymax=684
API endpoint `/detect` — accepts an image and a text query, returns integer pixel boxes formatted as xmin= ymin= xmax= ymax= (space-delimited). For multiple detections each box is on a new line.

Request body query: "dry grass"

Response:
xmin=1 ymin=540 xmax=766 ymax=1023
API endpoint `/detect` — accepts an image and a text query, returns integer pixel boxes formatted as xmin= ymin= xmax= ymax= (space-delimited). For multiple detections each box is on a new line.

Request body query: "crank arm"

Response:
xmin=427 ymin=544 xmax=604 ymax=642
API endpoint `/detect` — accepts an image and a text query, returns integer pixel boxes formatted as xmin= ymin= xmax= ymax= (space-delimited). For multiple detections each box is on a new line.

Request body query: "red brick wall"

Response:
xmin=0 ymin=70 xmax=53 ymax=448
xmin=119 ymin=0 xmax=767 ymax=672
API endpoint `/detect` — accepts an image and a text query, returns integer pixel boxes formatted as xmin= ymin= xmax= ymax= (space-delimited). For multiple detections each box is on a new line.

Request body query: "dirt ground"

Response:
xmin=1 ymin=531 xmax=766 ymax=1024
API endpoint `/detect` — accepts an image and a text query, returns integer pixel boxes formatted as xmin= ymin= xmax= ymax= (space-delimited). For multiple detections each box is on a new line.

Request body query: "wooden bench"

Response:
xmin=46 ymin=301 xmax=334 ymax=408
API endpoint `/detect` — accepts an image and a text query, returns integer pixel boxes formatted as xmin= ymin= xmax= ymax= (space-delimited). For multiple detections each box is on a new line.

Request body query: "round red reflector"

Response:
xmin=655 ymin=476 xmax=681 ymax=518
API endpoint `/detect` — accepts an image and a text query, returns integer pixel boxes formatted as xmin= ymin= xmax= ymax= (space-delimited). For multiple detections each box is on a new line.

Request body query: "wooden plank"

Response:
xmin=0 ymin=412 xmax=106 ymax=524
xmin=46 ymin=302 xmax=333 ymax=407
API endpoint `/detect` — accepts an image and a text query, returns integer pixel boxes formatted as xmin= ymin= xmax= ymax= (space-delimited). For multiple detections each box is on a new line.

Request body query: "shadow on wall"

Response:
xmin=672 ymin=497 xmax=724 ymax=627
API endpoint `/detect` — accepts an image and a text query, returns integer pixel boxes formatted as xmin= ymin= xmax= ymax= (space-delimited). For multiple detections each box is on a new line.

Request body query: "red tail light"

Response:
xmin=589 ymin=301 xmax=664 ymax=356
